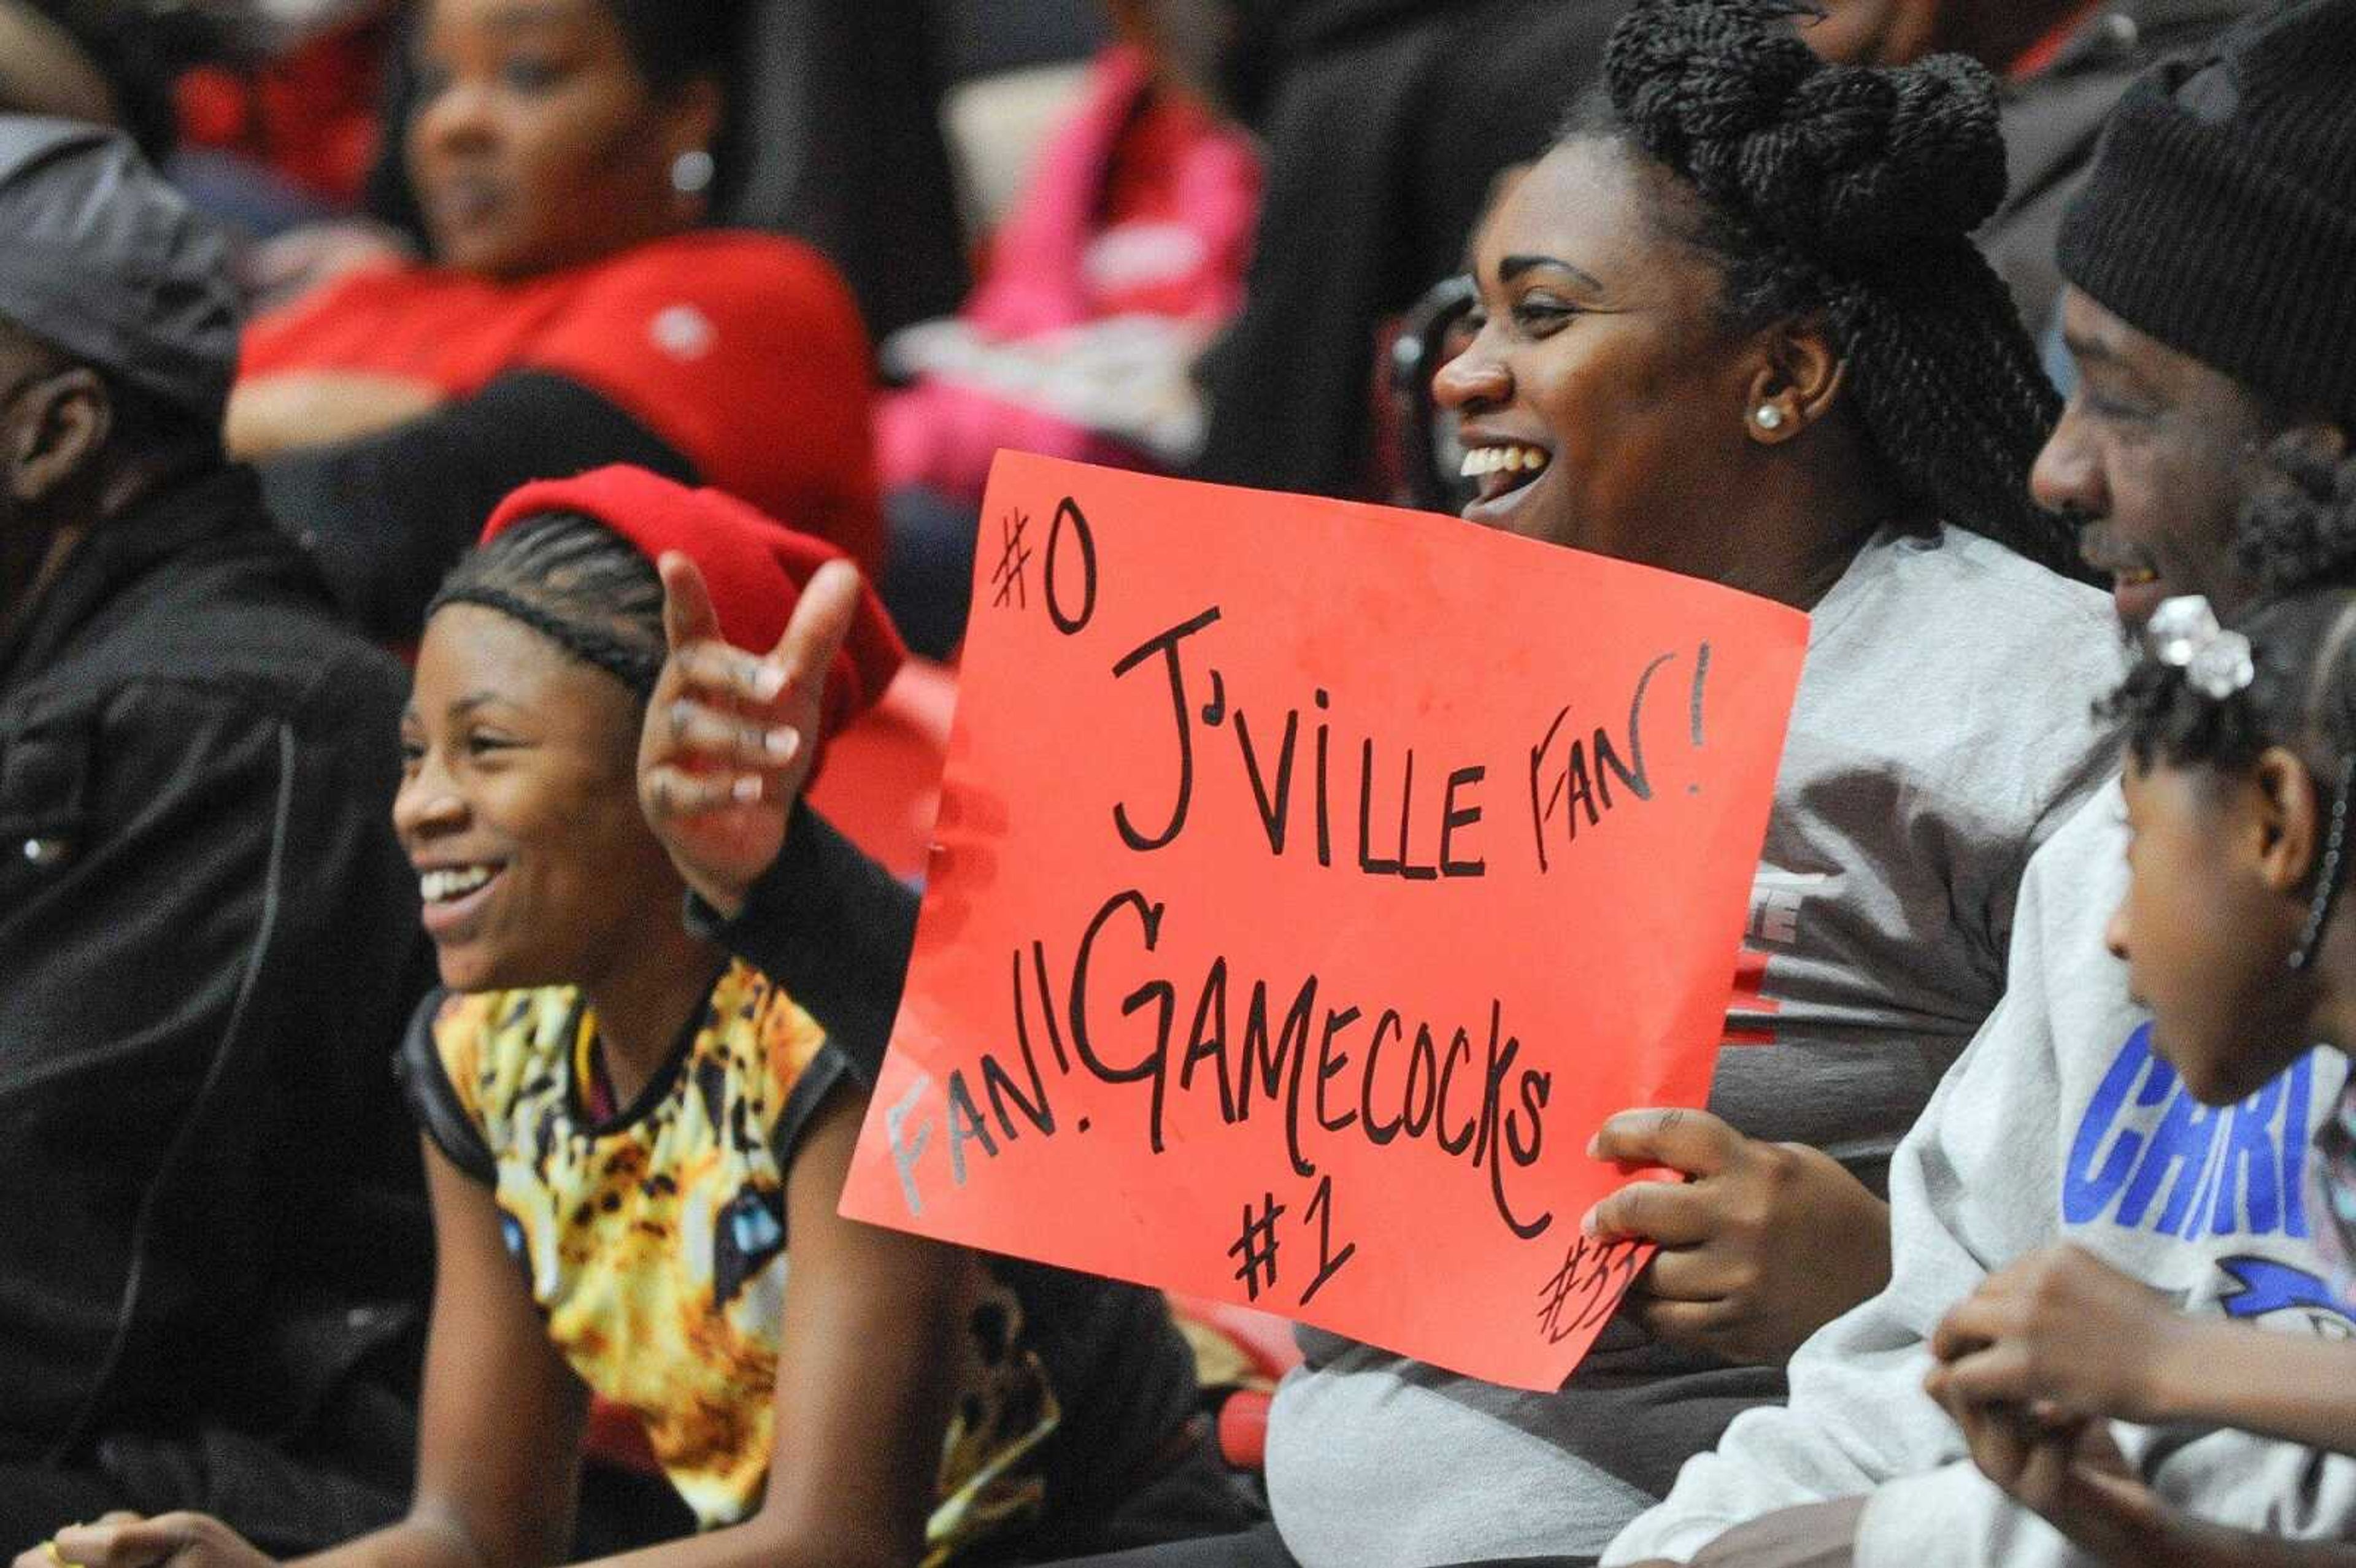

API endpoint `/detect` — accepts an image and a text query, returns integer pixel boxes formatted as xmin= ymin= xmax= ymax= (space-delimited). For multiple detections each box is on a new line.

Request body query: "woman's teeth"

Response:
xmin=420 ymin=865 xmax=497 ymax=904
xmin=2114 ymin=566 xmax=2158 ymax=586
xmin=1460 ymin=444 xmax=1551 ymax=480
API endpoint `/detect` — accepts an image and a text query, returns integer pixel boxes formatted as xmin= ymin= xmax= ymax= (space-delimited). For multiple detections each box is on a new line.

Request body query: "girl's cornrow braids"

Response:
xmin=427 ymin=513 xmax=669 ymax=701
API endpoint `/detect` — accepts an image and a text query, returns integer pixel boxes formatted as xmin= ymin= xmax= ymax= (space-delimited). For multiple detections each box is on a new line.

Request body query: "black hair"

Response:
xmin=24 ymin=0 xmax=227 ymax=164
xmin=426 ymin=512 xmax=666 ymax=700
xmin=1561 ymin=0 xmax=2076 ymax=578
xmin=2111 ymin=436 xmax=2356 ymax=777
xmin=602 ymin=0 xmax=736 ymax=96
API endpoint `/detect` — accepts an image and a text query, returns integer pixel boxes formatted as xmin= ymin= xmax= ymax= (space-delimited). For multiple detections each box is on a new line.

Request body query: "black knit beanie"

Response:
xmin=2057 ymin=0 xmax=2356 ymax=427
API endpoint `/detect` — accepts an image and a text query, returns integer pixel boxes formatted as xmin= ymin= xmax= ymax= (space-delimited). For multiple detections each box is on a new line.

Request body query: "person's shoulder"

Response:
xmin=1807 ymin=525 xmax=2125 ymax=822
xmin=399 ymin=985 xmax=576 ymax=1174
xmin=1857 ymin=524 xmax=2122 ymax=676
xmin=526 ymin=231 xmax=871 ymax=403
xmin=713 ymin=958 xmax=833 ymax=1090
xmin=433 ymin=986 xmax=578 ymax=1111
xmin=2027 ymin=774 xmax=2128 ymax=870
xmin=42 ymin=480 xmax=402 ymax=718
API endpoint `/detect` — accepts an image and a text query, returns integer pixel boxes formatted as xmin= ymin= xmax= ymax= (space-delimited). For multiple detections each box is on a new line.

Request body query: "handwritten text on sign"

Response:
xmin=840 ymin=455 xmax=1807 ymax=1389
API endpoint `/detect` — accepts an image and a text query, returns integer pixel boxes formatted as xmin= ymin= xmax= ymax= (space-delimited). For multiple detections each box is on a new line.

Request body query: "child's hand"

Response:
xmin=1946 ymin=1404 xmax=2177 ymax=1562
xmin=16 ymin=1515 xmax=275 ymax=1568
xmin=636 ymin=552 xmax=861 ymax=918
xmin=1582 ymin=1108 xmax=1892 ymax=1365
xmin=1927 ymin=1243 xmax=2187 ymax=1424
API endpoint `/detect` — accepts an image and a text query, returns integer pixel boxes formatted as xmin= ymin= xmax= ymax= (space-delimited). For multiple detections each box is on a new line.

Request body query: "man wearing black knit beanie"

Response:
xmin=1605 ymin=4 xmax=2356 ymax=1566
xmin=2041 ymin=0 xmax=2356 ymax=631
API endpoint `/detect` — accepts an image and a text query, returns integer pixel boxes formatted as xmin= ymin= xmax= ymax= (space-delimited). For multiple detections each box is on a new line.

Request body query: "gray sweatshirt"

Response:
xmin=1265 ymin=524 xmax=2125 ymax=1566
xmin=1604 ymin=784 xmax=2356 ymax=1567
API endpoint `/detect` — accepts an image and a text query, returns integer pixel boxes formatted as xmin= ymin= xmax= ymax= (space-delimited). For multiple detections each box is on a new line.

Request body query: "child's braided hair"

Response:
xmin=427 ymin=513 xmax=669 ymax=702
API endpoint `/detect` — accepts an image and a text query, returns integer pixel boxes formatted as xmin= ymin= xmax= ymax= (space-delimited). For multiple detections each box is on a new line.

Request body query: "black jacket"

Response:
xmin=0 ymin=466 xmax=432 ymax=1549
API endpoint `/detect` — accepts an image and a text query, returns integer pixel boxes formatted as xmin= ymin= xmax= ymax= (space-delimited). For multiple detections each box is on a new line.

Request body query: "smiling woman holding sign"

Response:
xmin=23 ymin=468 xmax=1260 ymax=1568
xmin=1222 ymin=0 xmax=2129 ymax=1563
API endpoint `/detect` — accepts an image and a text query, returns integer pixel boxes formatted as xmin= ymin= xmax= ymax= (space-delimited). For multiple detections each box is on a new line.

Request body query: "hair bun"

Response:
xmin=1607 ymin=0 xmax=2008 ymax=266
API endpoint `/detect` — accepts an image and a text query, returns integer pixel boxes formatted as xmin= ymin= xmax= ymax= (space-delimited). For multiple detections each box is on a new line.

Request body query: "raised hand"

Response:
xmin=1926 ymin=1244 xmax=2186 ymax=1426
xmin=637 ymin=550 xmax=862 ymax=918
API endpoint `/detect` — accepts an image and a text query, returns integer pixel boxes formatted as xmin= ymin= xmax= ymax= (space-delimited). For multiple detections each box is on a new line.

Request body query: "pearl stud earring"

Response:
xmin=671 ymin=149 xmax=715 ymax=197
xmin=1754 ymin=404 xmax=1785 ymax=432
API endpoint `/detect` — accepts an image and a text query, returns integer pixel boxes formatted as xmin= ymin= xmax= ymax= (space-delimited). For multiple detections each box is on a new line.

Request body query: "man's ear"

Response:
xmin=2251 ymin=744 xmax=2328 ymax=897
xmin=8 ymin=366 xmax=109 ymax=506
xmin=1744 ymin=317 xmax=1847 ymax=446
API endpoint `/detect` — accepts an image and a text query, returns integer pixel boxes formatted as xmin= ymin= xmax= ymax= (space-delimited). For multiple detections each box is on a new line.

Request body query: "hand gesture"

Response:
xmin=1583 ymin=1107 xmax=1891 ymax=1365
xmin=1946 ymin=1402 xmax=2189 ymax=1564
xmin=637 ymin=551 xmax=863 ymax=918
xmin=1925 ymin=1244 xmax=2185 ymax=1426
xmin=17 ymin=1515 xmax=273 ymax=1568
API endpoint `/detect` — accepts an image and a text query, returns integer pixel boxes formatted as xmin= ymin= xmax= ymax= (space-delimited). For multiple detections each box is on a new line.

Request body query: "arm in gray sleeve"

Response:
xmin=1604 ymin=791 xmax=2113 ymax=1566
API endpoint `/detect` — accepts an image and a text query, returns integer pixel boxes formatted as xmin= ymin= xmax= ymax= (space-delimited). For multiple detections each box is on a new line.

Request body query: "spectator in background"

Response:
xmin=1801 ymin=0 xmax=2256 ymax=349
xmin=0 ymin=0 xmax=218 ymax=161
xmin=875 ymin=0 xmax=1262 ymax=657
xmin=0 ymin=117 xmax=431 ymax=1554
xmin=172 ymin=0 xmax=402 ymax=236
xmin=1179 ymin=0 xmax=1626 ymax=502
xmin=233 ymin=0 xmax=882 ymax=645
xmin=348 ymin=0 xmax=969 ymax=352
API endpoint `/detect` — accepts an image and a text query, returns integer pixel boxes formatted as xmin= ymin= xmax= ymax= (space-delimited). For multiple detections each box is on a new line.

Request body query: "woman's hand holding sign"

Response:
xmin=1583 ymin=1107 xmax=1891 ymax=1366
xmin=637 ymin=551 xmax=863 ymax=917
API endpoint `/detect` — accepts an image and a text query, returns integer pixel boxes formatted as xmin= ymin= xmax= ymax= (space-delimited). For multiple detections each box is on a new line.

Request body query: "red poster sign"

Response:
xmin=840 ymin=454 xmax=1807 ymax=1389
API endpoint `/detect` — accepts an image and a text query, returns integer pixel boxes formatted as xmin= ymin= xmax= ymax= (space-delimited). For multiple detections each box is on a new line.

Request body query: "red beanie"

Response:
xmin=481 ymin=465 xmax=906 ymax=746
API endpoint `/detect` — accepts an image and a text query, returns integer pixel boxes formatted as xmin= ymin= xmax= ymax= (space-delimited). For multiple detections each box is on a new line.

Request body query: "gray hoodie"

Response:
xmin=1604 ymin=783 xmax=2356 ymax=1567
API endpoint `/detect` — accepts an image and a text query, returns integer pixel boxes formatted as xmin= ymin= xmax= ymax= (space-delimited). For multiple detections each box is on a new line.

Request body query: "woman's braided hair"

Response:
xmin=426 ymin=513 xmax=668 ymax=702
xmin=1571 ymin=0 xmax=2076 ymax=575
xmin=2109 ymin=436 xmax=2356 ymax=776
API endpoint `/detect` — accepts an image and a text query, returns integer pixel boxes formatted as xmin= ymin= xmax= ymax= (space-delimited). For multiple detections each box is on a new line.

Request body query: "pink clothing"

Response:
xmin=877 ymin=47 xmax=1260 ymax=499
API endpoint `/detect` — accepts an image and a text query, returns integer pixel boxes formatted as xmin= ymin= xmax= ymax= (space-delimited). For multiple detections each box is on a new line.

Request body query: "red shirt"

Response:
xmin=241 ymin=230 xmax=884 ymax=574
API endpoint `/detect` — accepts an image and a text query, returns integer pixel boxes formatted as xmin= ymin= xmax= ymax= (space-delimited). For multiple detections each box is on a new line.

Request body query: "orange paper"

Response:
xmin=840 ymin=455 xmax=1808 ymax=1389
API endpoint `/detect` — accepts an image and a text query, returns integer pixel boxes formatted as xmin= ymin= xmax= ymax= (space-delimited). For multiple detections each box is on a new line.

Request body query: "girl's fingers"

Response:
xmin=658 ymin=552 xmax=723 ymax=655
xmin=673 ymin=640 xmax=787 ymax=706
xmin=1934 ymin=1342 xmax=2038 ymax=1410
xmin=642 ymin=763 xmax=765 ymax=821
xmin=765 ymin=558 xmax=863 ymax=690
xmin=659 ymin=697 xmax=801 ymax=772
xmin=1630 ymin=1294 xmax=1730 ymax=1345
xmin=1930 ymin=1293 xmax=2009 ymax=1362
xmin=51 ymin=1516 xmax=192 ymax=1568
